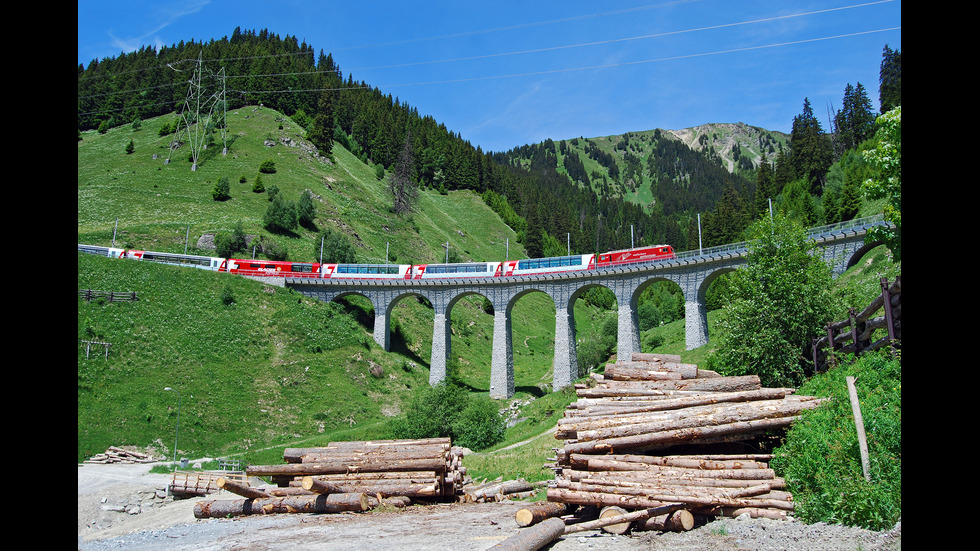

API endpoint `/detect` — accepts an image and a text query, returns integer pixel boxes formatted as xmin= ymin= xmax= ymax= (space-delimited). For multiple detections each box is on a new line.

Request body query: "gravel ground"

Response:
xmin=78 ymin=462 xmax=901 ymax=550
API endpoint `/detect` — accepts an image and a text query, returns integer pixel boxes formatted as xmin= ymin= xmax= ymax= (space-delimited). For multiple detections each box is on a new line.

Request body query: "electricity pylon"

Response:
xmin=165 ymin=52 xmax=228 ymax=171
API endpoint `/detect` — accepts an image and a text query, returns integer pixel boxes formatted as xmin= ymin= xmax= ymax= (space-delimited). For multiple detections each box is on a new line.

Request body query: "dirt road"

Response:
xmin=77 ymin=461 xmax=901 ymax=550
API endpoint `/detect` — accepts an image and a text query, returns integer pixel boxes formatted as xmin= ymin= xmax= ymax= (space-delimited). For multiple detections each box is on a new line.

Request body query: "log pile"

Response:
xmin=463 ymin=478 xmax=537 ymax=503
xmin=193 ymin=438 xmax=466 ymax=518
xmin=544 ymin=353 xmax=830 ymax=530
xmin=83 ymin=446 xmax=157 ymax=464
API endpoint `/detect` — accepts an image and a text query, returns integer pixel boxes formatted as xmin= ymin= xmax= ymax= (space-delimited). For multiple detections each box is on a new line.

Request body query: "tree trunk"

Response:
xmin=598 ymin=506 xmax=632 ymax=534
xmin=515 ymin=501 xmax=571 ymax=527
xmin=576 ymin=375 xmax=762 ymax=397
xmin=561 ymin=415 xmax=801 ymax=455
xmin=487 ymin=517 xmax=566 ymax=551
xmin=634 ymin=509 xmax=695 ymax=532
xmin=216 ymin=477 xmax=270 ymax=499
xmin=301 ymin=475 xmax=441 ymax=497
xmin=247 ymin=456 xmax=448 ymax=476
xmin=193 ymin=492 xmax=370 ymax=518
xmin=563 ymin=503 xmax=685 ymax=534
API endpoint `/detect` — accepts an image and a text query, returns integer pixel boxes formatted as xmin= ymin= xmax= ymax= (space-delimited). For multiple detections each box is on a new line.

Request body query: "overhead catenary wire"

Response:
xmin=78 ymin=1 xmax=899 ymax=119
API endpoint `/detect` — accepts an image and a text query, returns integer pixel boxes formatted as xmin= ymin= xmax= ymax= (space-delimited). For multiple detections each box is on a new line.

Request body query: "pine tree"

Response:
xmin=388 ymin=131 xmax=419 ymax=214
xmin=879 ymin=45 xmax=901 ymax=114
xmin=790 ymin=98 xmax=834 ymax=194
xmin=308 ymin=87 xmax=335 ymax=158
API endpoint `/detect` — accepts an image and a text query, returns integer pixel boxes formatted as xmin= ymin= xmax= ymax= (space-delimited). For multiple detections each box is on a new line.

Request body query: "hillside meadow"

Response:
xmin=78 ymin=106 xmax=899 ymax=503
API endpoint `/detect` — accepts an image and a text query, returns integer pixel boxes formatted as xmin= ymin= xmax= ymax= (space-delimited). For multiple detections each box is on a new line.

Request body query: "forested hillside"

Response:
xmin=79 ymin=28 xmax=663 ymax=260
xmin=78 ymin=28 xmax=900 ymax=260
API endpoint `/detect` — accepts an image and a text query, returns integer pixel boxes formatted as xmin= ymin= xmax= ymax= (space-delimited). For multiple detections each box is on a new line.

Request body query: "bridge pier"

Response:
xmin=373 ymin=298 xmax=391 ymax=351
xmin=685 ymin=299 xmax=709 ymax=350
xmin=552 ymin=303 xmax=578 ymax=391
xmin=429 ymin=312 xmax=451 ymax=386
xmin=490 ymin=308 xmax=514 ymax=399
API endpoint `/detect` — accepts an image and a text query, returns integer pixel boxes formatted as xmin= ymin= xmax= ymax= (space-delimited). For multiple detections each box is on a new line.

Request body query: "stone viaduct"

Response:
xmin=282 ymin=216 xmax=888 ymax=399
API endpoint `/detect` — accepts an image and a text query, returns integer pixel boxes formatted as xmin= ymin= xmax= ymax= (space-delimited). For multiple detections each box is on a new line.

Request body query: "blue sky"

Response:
xmin=78 ymin=0 xmax=901 ymax=153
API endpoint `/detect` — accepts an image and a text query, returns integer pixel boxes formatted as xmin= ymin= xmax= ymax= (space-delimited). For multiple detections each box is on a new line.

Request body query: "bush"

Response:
xmin=452 ymin=395 xmax=505 ymax=450
xmin=770 ymin=351 xmax=901 ymax=530
xmin=313 ymin=228 xmax=357 ymax=264
xmin=389 ymin=381 xmax=504 ymax=451
xmin=212 ymin=177 xmax=231 ymax=201
xmin=297 ymin=190 xmax=317 ymax=229
xmin=263 ymin=194 xmax=297 ymax=233
xmin=259 ymin=159 xmax=276 ymax=174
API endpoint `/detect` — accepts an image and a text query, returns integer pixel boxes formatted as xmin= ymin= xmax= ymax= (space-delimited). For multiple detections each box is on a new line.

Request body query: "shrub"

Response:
xmin=259 ymin=159 xmax=276 ymax=174
xmin=220 ymin=285 xmax=236 ymax=306
xmin=313 ymin=228 xmax=357 ymax=264
xmin=257 ymin=235 xmax=288 ymax=261
xmin=452 ymin=395 xmax=505 ymax=450
xmin=263 ymin=194 xmax=297 ymax=233
xmin=212 ymin=177 xmax=231 ymax=201
xmin=389 ymin=381 xmax=504 ymax=451
xmin=297 ymin=190 xmax=317 ymax=229
xmin=770 ymin=351 xmax=901 ymax=530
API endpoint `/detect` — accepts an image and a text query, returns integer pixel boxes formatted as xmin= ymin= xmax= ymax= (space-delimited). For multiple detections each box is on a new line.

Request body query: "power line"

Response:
xmin=348 ymin=1 xmax=896 ymax=72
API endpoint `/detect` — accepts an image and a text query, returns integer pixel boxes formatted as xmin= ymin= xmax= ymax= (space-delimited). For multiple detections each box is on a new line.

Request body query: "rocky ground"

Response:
xmin=77 ymin=461 xmax=901 ymax=550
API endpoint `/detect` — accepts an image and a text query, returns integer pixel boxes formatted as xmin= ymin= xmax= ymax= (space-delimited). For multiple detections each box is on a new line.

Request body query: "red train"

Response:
xmin=79 ymin=244 xmax=676 ymax=280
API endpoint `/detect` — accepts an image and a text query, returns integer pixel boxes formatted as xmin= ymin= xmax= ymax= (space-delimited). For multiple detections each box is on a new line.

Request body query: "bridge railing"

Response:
xmin=668 ymin=214 xmax=887 ymax=264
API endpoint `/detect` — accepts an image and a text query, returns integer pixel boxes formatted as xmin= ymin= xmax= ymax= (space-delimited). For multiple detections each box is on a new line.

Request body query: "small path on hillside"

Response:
xmin=472 ymin=425 xmax=557 ymax=455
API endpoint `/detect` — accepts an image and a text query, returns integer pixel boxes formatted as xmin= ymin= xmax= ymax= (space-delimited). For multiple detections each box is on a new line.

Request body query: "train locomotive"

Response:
xmin=78 ymin=243 xmax=675 ymax=280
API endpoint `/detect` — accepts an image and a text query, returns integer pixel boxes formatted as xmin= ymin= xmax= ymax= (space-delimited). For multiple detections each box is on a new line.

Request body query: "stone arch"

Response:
xmin=486 ymin=286 xmax=557 ymax=398
xmin=840 ymin=239 xmax=885 ymax=274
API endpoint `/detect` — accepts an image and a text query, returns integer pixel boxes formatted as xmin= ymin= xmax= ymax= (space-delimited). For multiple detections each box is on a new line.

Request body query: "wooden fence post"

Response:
xmin=880 ymin=277 xmax=895 ymax=356
xmin=845 ymin=376 xmax=871 ymax=482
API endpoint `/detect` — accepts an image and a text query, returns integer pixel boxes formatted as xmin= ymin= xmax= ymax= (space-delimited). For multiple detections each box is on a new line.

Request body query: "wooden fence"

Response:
xmin=170 ymin=470 xmax=247 ymax=497
xmin=812 ymin=275 xmax=901 ymax=371
xmin=79 ymin=289 xmax=139 ymax=302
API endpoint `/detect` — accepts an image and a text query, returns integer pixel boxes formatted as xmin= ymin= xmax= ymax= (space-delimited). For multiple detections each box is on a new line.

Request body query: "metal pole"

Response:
xmin=769 ymin=198 xmax=773 ymax=221
xmin=164 ymin=387 xmax=181 ymax=472
xmin=184 ymin=226 xmax=190 ymax=254
xmin=697 ymin=214 xmax=702 ymax=255
xmin=567 ymin=233 xmax=570 ymax=256
xmin=445 ymin=242 xmax=449 ymax=263
xmin=112 ymin=218 xmax=118 ymax=247
xmin=386 ymin=242 xmax=389 ymax=265
xmin=631 ymin=225 xmax=634 ymax=249
xmin=319 ymin=236 xmax=324 ymax=264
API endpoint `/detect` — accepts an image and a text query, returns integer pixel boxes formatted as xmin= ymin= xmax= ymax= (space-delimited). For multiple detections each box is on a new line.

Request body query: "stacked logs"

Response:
xmin=194 ymin=438 xmax=465 ymax=518
xmin=83 ymin=446 xmax=157 ymax=464
xmin=544 ymin=353 xmax=829 ymax=529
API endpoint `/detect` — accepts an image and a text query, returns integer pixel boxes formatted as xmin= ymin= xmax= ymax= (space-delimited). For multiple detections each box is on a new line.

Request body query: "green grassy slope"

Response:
xmin=77 ymin=107 xmax=899 ymax=483
xmin=77 ymin=106 xmax=612 ymax=465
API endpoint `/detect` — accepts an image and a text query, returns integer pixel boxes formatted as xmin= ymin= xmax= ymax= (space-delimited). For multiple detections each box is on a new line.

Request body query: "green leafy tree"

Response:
xmin=297 ymin=189 xmax=317 ymax=229
xmin=862 ymin=106 xmax=901 ymax=261
xmin=259 ymin=159 xmax=277 ymax=174
xmin=215 ymin=221 xmax=249 ymax=257
xmin=713 ymin=214 xmax=835 ymax=388
xmin=313 ymin=228 xmax=357 ymax=264
xmin=388 ymin=381 xmax=504 ymax=451
xmin=263 ymin=194 xmax=297 ymax=233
